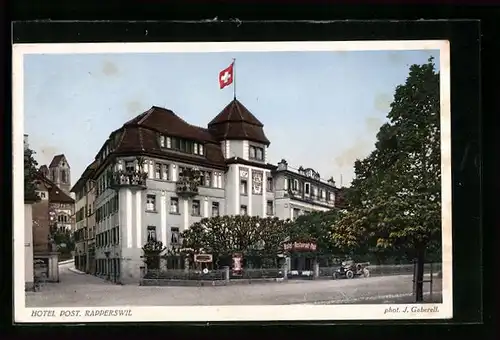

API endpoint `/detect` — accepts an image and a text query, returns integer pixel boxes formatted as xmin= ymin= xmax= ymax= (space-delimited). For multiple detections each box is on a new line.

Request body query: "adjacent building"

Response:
xmin=31 ymin=155 xmax=75 ymax=281
xmin=70 ymin=161 xmax=98 ymax=274
xmin=74 ymin=99 xmax=340 ymax=284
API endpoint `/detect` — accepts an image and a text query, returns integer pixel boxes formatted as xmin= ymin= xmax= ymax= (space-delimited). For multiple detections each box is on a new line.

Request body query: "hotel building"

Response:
xmin=73 ymin=99 xmax=341 ymax=284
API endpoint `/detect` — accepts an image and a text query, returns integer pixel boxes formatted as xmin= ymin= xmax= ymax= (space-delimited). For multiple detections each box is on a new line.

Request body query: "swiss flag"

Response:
xmin=219 ymin=62 xmax=234 ymax=89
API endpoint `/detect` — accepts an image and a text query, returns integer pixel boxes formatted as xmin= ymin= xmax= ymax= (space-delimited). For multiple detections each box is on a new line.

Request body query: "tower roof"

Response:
xmin=207 ymin=99 xmax=270 ymax=145
xmin=49 ymin=154 xmax=69 ymax=168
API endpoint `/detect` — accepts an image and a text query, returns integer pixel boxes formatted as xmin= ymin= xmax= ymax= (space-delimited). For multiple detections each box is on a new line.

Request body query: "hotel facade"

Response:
xmin=72 ymin=99 xmax=340 ymax=284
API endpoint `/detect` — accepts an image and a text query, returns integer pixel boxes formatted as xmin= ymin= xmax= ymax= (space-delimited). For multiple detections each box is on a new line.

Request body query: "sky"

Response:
xmin=23 ymin=48 xmax=439 ymax=188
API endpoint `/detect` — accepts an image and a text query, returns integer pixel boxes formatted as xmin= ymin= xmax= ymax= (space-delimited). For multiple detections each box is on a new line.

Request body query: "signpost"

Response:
xmin=232 ymin=253 xmax=243 ymax=275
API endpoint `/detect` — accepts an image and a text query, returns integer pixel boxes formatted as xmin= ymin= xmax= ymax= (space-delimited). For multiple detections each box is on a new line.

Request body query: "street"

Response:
xmin=25 ymin=262 xmax=442 ymax=307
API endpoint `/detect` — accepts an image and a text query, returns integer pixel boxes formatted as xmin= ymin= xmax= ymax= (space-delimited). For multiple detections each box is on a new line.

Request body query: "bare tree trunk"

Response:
xmin=415 ymin=247 xmax=425 ymax=302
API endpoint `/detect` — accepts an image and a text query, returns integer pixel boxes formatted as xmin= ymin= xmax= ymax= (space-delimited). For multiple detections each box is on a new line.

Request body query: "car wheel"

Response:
xmin=363 ymin=269 xmax=370 ymax=278
xmin=346 ymin=270 xmax=354 ymax=279
xmin=333 ymin=272 xmax=340 ymax=280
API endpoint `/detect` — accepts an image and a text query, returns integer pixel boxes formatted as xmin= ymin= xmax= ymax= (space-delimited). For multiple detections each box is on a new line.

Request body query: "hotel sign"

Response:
xmin=283 ymin=242 xmax=317 ymax=252
xmin=194 ymin=254 xmax=213 ymax=263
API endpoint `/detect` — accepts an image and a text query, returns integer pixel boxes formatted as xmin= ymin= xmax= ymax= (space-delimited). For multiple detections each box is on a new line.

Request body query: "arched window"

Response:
xmin=61 ymin=170 xmax=67 ymax=183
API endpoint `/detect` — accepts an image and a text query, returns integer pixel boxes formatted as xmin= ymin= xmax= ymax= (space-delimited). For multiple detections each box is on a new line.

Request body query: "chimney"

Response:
xmin=277 ymin=159 xmax=288 ymax=171
xmin=24 ymin=134 xmax=29 ymax=150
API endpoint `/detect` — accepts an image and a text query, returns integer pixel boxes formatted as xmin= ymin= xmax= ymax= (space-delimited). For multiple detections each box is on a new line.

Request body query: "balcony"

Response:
xmin=109 ymin=170 xmax=148 ymax=190
xmin=175 ymin=168 xmax=201 ymax=198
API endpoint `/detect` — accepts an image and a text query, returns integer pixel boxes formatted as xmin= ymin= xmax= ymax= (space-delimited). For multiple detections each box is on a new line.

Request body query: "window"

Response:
xmin=200 ymin=171 xmax=212 ymax=187
xmin=249 ymin=146 xmax=264 ymax=161
xmin=305 ymin=183 xmax=310 ymax=195
xmin=61 ymin=170 xmax=67 ymax=183
xmin=146 ymin=194 xmax=156 ymax=212
xmin=194 ymin=143 xmax=204 ymax=155
xmin=162 ymin=164 xmax=169 ymax=180
xmin=266 ymin=177 xmax=273 ymax=192
xmin=180 ymin=139 xmax=187 ymax=152
xmin=170 ymin=197 xmax=179 ymax=214
xmin=147 ymin=226 xmax=157 ymax=242
xmin=212 ymin=202 xmax=220 ymax=217
xmin=125 ymin=161 xmax=135 ymax=172
xmin=240 ymin=205 xmax=248 ymax=215
xmin=214 ymin=172 xmax=223 ymax=189
xmin=160 ymin=136 xmax=165 ymax=148
xmin=170 ymin=227 xmax=180 ymax=244
xmin=171 ymin=137 xmax=179 ymax=150
xmin=313 ymin=186 xmax=318 ymax=197
xmin=321 ymin=189 xmax=326 ymax=199
xmin=266 ymin=201 xmax=274 ymax=216
xmin=329 ymin=192 xmax=335 ymax=201
xmin=240 ymin=179 xmax=248 ymax=195
xmin=155 ymin=164 xmax=161 ymax=179
xmin=192 ymin=200 xmax=201 ymax=216
xmin=256 ymin=148 xmax=263 ymax=161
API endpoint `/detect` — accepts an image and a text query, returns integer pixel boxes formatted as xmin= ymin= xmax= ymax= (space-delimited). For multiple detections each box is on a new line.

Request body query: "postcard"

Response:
xmin=13 ymin=40 xmax=452 ymax=323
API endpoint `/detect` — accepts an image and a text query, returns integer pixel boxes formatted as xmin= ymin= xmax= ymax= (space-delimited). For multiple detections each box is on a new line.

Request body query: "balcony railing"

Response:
xmin=176 ymin=180 xmax=199 ymax=197
xmin=110 ymin=170 xmax=148 ymax=190
xmin=175 ymin=168 xmax=201 ymax=197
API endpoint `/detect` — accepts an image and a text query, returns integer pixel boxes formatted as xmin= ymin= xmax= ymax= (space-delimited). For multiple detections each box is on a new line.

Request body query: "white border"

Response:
xmin=13 ymin=40 xmax=452 ymax=323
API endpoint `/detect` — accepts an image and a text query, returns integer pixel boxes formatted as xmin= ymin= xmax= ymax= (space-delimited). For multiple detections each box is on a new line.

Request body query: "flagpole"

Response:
xmin=232 ymin=58 xmax=236 ymax=100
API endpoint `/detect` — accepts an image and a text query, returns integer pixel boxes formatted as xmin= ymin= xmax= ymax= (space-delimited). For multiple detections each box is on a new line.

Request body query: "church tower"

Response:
xmin=48 ymin=154 xmax=71 ymax=194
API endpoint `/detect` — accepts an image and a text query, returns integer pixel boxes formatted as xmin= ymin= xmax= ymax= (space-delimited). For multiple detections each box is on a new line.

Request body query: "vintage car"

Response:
xmin=332 ymin=261 xmax=370 ymax=279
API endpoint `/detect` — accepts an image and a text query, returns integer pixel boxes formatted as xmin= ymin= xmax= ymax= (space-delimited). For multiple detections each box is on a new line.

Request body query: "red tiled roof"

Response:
xmin=208 ymin=99 xmax=270 ymax=145
xmin=36 ymin=172 xmax=75 ymax=204
xmin=112 ymin=106 xmax=226 ymax=168
xmin=70 ymin=160 xmax=98 ymax=193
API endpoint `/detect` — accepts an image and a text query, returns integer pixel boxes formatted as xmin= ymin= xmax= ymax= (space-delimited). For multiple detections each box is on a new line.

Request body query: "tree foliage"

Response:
xmin=142 ymin=240 xmax=167 ymax=269
xmin=288 ymin=210 xmax=343 ymax=255
xmin=180 ymin=215 xmax=292 ymax=258
xmin=332 ymin=57 xmax=441 ymax=261
xmin=24 ymin=147 xmax=40 ymax=202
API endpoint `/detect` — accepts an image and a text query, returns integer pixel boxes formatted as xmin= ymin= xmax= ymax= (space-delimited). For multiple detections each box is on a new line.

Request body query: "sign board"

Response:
xmin=232 ymin=253 xmax=242 ymax=272
xmin=283 ymin=242 xmax=317 ymax=252
xmin=194 ymin=254 xmax=213 ymax=263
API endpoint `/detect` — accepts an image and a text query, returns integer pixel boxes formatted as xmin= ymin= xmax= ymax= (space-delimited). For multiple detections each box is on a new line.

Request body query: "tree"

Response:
xmin=142 ymin=240 xmax=167 ymax=270
xmin=288 ymin=210 xmax=341 ymax=255
xmin=24 ymin=147 xmax=40 ymax=202
xmin=332 ymin=57 xmax=441 ymax=302
xmin=180 ymin=215 xmax=292 ymax=268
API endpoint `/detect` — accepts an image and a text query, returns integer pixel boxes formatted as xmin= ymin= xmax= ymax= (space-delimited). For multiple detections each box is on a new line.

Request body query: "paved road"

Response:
xmin=25 ymin=263 xmax=442 ymax=307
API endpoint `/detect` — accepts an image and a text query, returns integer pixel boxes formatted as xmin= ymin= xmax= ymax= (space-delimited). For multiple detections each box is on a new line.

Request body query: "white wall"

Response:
xmin=24 ymin=204 xmax=34 ymax=288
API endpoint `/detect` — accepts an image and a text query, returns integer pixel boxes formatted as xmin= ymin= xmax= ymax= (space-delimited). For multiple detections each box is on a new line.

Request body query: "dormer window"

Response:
xmin=193 ymin=143 xmax=204 ymax=156
xmin=162 ymin=135 xmax=205 ymax=156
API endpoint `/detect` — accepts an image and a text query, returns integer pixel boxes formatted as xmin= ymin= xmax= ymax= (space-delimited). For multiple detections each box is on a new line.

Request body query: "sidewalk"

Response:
xmin=68 ymin=267 xmax=86 ymax=275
